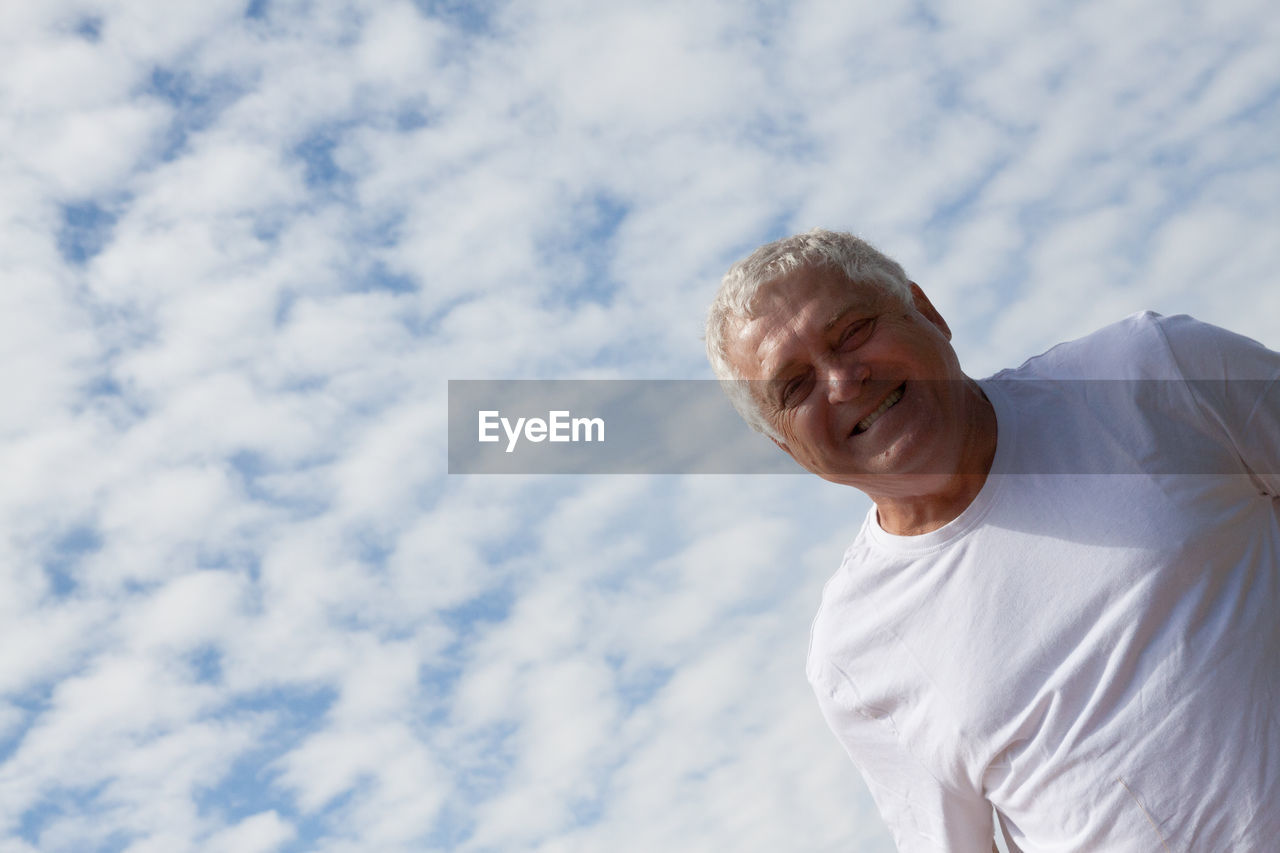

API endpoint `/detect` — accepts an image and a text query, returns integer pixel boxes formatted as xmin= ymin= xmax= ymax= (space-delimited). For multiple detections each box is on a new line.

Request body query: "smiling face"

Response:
xmin=724 ymin=263 xmax=995 ymax=515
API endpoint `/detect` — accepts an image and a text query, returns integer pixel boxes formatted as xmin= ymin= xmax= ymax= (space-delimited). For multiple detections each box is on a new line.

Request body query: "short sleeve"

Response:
xmin=809 ymin=662 xmax=994 ymax=853
xmin=1154 ymin=314 xmax=1280 ymax=495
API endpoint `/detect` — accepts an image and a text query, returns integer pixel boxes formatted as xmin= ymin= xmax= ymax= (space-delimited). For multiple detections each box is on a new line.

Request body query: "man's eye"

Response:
xmin=781 ymin=375 xmax=810 ymax=407
xmin=839 ymin=319 xmax=874 ymax=349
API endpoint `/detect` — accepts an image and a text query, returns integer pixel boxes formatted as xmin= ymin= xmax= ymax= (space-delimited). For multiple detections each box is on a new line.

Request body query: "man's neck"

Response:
xmin=871 ymin=384 xmax=998 ymax=536
xmin=873 ymin=473 xmax=991 ymax=535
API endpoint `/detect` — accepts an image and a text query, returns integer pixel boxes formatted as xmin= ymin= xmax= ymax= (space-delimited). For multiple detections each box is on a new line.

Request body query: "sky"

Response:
xmin=1 ymin=0 xmax=1278 ymax=851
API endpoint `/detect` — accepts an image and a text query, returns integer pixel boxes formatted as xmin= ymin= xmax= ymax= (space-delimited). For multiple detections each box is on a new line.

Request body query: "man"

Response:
xmin=705 ymin=229 xmax=1279 ymax=852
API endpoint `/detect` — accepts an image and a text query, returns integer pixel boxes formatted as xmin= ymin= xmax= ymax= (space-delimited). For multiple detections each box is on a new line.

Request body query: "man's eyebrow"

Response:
xmin=823 ymin=301 xmax=870 ymax=333
xmin=764 ymin=358 xmax=798 ymax=386
xmin=824 ymin=292 xmax=885 ymax=327
xmin=762 ymin=345 xmax=805 ymax=388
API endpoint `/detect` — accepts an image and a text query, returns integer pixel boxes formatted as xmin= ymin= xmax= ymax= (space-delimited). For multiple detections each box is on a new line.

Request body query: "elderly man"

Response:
xmin=705 ymin=229 xmax=1279 ymax=852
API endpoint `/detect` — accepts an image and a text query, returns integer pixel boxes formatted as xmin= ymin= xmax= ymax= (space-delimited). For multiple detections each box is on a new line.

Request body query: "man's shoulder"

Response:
xmin=989 ymin=311 xmax=1173 ymax=382
xmin=990 ymin=311 xmax=1277 ymax=383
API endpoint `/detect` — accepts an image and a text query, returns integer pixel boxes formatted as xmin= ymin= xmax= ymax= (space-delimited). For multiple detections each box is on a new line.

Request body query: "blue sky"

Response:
xmin=2 ymin=1 xmax=1278 ymax=851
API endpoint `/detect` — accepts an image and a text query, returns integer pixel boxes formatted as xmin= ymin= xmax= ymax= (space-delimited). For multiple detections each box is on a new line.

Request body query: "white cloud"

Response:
xmin=203 ymin=811 xmax=296 ymax=853
xmin=1 ymin=0 xmax=1277 ymax=850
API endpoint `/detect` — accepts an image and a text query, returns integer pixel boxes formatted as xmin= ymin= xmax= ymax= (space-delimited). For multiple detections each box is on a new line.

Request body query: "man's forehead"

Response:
xmin=753 ymin=265 xmax=885 ymax=313
xmin=723 ymin=312 xmax=780 ymax=376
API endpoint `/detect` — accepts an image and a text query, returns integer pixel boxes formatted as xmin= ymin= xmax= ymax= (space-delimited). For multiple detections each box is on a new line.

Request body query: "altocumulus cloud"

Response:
xmin=0 ymin=0 xmax=1278 ymax=851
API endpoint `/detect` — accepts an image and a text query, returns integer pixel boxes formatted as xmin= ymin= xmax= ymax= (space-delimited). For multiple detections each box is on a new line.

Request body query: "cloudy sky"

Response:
xmin=2 ymin=0 xmax=1278 ymax=851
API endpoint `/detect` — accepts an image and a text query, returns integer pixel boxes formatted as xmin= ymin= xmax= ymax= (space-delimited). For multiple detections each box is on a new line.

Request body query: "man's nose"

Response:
xmin=824 ymin=361 xmax=868 ymax=404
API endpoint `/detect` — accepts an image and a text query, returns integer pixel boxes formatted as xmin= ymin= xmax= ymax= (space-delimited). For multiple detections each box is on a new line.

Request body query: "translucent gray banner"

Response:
xmin=447 ymin=380 xmax=1277 ymax=476
xmin=448 ymin=380 xmax=802 ymax=474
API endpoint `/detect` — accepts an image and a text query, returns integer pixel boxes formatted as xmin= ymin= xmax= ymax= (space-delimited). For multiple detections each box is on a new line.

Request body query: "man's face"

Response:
xmin=724 ymin=264 xmax=980 ymax=495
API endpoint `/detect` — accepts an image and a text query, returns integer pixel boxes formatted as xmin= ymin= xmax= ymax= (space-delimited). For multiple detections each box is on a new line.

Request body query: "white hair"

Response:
xmin=704 ymin=228 xmax=912 ymax=440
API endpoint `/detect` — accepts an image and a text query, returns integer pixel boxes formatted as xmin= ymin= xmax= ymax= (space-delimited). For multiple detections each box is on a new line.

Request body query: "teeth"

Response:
xmin=855 ymin=386 xmax=903 ymax=434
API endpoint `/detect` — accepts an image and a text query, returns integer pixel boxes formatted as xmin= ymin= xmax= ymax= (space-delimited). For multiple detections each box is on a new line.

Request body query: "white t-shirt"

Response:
xmin=807 ymin=312 xmax=1280 ymax=852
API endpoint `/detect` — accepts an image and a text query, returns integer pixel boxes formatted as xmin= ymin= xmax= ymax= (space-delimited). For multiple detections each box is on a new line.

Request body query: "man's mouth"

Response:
xmin=851 ymin=384 xmax=905 ymax=435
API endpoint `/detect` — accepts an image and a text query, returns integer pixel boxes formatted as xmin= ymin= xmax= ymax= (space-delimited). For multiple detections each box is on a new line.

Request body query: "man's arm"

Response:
xmin=809 ymin=670 xmax=996 ymax=853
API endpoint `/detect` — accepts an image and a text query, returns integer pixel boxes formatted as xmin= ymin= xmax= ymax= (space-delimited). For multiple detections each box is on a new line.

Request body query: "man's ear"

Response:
xmin=908 ymin=282 xmax=952 ymax=341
